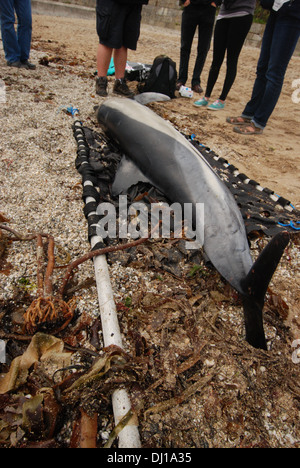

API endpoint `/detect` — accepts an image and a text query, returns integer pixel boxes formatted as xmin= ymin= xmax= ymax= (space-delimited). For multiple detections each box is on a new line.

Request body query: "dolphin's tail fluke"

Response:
xmin=241 ymin=231 xmax=290 ymax=350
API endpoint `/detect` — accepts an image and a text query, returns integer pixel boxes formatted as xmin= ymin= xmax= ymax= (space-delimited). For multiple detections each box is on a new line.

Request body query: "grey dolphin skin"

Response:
xmin=97 ymin=97 xmax=289 ymax=350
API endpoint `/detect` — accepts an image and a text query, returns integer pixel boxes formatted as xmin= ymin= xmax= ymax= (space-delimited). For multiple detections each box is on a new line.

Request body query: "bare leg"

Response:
xmin=113 ymin=46 xmax=128 ymax=79
xmin=97 ymin=43 xmax=113 ymax=77
xmin=96 ymin=44 xmax=133 ymax=97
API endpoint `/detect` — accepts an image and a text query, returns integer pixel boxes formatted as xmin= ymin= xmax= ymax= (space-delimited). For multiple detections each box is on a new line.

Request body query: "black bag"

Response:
xmin=138 ymin=55 xmax=177 ymax=99
xmin=260 ymin=0 xmax=274 ymax=9
xmin=125 ymin=61 xmax=152 ymax=82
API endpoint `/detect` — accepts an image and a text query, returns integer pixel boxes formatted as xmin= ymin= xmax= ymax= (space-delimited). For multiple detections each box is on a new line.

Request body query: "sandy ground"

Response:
xmin=0 ymin=14 xmax=299 ymax=449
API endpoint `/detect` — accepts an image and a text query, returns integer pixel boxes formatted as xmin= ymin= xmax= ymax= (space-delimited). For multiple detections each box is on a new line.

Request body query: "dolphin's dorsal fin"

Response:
xmin=112 ymin=155 xmax=153 ymax=196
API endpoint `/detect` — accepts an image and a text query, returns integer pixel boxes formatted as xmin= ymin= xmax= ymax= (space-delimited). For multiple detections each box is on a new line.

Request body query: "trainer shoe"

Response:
xmin=193 ymin=97 xmax=209 ymax=107
xmin=113 ymin=78 xmax=134 ymax=98
xmin=96 ymin=76 xmax=108 ymax=97
xmin=207 ymin=99 xmax=225 ymax=111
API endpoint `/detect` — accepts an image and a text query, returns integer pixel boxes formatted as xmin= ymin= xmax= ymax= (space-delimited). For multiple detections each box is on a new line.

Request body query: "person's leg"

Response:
xmin=96 ymin=43 xmax=112 ymax=96
xmin=0 ymin=0 xmax=20 ymax=64
xmin=112 ymin=4 xmax=142 ymax=97
xmin=251 ymin=16 xmax=300 ymax=129
xmin=113 ymin=46 xmax=127 ymax=80
xmin=226 ymin=14 xmax=276 ymax=124
xmin=96 ymin=0 xmax=117 ymax=96
xmin=241 ymin=13 xmax=276 ymax=120
xmin=113 ymin=43 xmax=134 ymax=97
xmin=178 ymin=9 xmax=197 ymax=86
xmin=97 ymin=43 xmax=113 ymax=77
xmin=194 ymin=19 xmax=227 ymax=108
xmin=191 ymin=12 xmax=214 ymax=89
xmin=96 ymin=1 xmax=138 ymax=97
xmin=14 ymin=0 xmax=32 ymax=63
xmin=235 ymin=15 xmax=300 ymax=134
xmin=204 ymin=18 xmax=228 ymax=98
xmin=114 ymin=3 xmax=142 ymax=80
xmin=219 ymin=14 xmax=253 ymax=102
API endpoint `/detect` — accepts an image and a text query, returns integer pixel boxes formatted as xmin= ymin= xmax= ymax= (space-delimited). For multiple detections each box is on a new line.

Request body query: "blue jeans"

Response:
xmin=0 ymin=0 xmax=32 ymax=63
xmin=242 ymin=12 xmax=300 ymax=129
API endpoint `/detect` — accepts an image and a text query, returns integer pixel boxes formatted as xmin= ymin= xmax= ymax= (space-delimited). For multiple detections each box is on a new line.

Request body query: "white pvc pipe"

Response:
xmin=111 ymin=389 xmax=141 ymax=448
xmin=90 ymin=231 xmax=123 ymax=349
xmin=72 ymin=117 xmax=141 ymax=447
xmin=85 ymin=187 xmax=141 ymax=448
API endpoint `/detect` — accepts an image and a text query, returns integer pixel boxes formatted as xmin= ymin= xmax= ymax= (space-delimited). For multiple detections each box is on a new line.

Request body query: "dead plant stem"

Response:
xmin=59 ymin=237 xmax=148 ymax=297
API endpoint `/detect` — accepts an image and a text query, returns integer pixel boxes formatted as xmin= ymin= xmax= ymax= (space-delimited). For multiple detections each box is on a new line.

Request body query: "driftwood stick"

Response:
xmin=0 ymin=225 xmax=56 ymax=298
xmin=1 ymin=224 xmax=150 ymax=303
xmin=59 ymin=237 xmax=148 ymax=298
xmin=0 ymin=224 xmax=49 ymax=242
xmin=44 ymin=236 xmax=55 ymax=296
xmin=36 ymin=234 xmax=45 ymax=297
xmin=79 ymin=410 xmax=98 ymax=449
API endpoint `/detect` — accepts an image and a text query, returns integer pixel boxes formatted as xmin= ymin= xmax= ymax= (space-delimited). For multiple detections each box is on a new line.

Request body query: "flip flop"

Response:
xmin=226 ymin=116 xmax=252 ymax=125
xmin=233 ymin=122 xmax=263 ymax=135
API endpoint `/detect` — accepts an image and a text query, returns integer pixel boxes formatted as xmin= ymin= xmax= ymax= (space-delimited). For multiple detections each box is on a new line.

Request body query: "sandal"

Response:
xmin=233 ymin=122 xmax=263 ymax=135
xmin=226 ymin=116 xmax=252 ymax=125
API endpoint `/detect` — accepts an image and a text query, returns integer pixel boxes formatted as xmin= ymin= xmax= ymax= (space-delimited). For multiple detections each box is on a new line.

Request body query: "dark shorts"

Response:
xmin=96 ymin=0 xmax=143 ymax=50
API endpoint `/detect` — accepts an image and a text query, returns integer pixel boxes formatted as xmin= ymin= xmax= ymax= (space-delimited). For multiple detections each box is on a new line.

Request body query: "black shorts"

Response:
xmin=96 ymin=0 xmax=143 ymax=50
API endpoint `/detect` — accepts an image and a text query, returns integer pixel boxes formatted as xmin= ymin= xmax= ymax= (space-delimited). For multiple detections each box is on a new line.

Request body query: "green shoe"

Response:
xmin=207 ymin=99 xmax=225 ymax=111
xmin=193 ymin=97 xmax=209 ymax=107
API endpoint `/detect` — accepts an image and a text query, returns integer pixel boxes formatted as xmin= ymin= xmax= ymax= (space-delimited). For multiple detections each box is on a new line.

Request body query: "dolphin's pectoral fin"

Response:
xmin=240 ymin=231 xmax=290 ymax=349
xmin=112 ymin=155 xmax=153 ymax=196
xmin=134 ymin=92 xmax=171 ymax=105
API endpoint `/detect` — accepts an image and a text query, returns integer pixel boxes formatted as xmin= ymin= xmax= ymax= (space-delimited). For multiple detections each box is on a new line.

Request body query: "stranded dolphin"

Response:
xmin=97 ymin=97 xmax=289 ymax=350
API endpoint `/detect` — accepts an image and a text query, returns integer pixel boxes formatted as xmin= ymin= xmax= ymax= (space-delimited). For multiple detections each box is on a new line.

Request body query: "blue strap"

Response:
xmin=278 ymin=220 xmax=300 ymax=231
xmin=107 ymin=57 xmax=115 ymax=76
xmin=66 ymin=106 xmax=79 ymax=117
